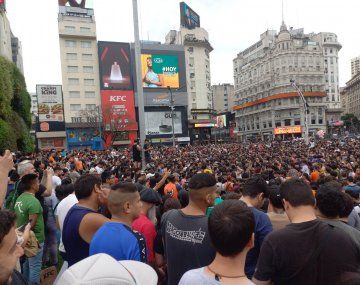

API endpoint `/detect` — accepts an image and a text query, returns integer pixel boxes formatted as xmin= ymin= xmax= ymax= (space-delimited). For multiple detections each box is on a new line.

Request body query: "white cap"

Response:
xmin=56 ymin=254 xmax=158 ymax=285
xmin=146 ymin=173 xmax=155 ymax=179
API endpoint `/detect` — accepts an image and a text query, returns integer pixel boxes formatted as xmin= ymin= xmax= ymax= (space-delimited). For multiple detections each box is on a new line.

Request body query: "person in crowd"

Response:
xmin=266 ymin=184 xmax=290 ymax=231
xmin=315 ymin=185 xmax=360 ymax=247
xmin=68 ymin=164 xmax=80 ymax=183
xmin=144 ymin=139 xmax=153 ymax=163
xmin=239 ymin=176 xmax=273 ymax=278
xmin=253 ymin=179 xmax=359 ymax=285
xmin=132 ymin=139 xmax=142 ymax=169
xmin=179 ymin=200 xmax=255 ymax=285
xmin=132 ymin=188 xmax=162 ymax=264
xmin=164 ymin=174 xmax=178 ymax=200
xmin=0 ymin=150 xmax=14 ymax=208
xmin=161 ymin=173 xmax=217 ymax=285
xmin=90 ymin=183 xmax=146 ymax=262
xmin=62 ymin=174 xmax=109 ymax=266
xmin=344 ymin=176 xmax=360 ymax=192
xmin=0 ymin=210 xmax=28 ymax=285
xmin=14 ymin=174 xmax=45 ymax=285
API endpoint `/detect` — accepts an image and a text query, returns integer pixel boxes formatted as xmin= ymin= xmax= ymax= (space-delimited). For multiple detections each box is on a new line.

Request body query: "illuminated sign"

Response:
xmin=195 ymin=123 xmax=215 ymax=128
xmin=274 ymin=126 xmax=302 ymax=135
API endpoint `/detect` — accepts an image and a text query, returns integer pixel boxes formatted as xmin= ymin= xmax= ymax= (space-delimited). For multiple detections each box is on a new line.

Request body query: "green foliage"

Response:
xmin=0 ymin=56 xmax=34 ymax=152
xmin=341 ymin=113 xmax=359 ymax=128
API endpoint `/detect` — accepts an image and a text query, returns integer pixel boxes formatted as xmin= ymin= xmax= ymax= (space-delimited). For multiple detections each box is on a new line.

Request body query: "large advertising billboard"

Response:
xmin=141 ymin=54 xmax=179 ymax=89
xmin=98 ymin=42 xmax=133 ymax=90
xmin=58 ymin=0 xmax=93 ymax=8
xmin=180 ymin=2 xmax=200 ymax=29
xmin=145 ymin=111 xmax=182 ymax=136
xmin=101 ymin=90 xmax=138 ymax=132
xmin=215 ymin=115 xmax=227 ymax=128
xmin=36 ymin=85 xmax=65 ymax=132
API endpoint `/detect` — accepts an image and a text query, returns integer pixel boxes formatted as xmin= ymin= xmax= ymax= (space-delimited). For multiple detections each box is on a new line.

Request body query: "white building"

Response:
xmin=212 ymin=83 xmax=235 ymax=113
xmin=233 ymin=22 xmax=329 ymax=141
xmin=30 ymin=92 xmax=38 ymax=115
xmin=58 ymin=7 xmax=101 ymax=125
xmin=351 ymin=56 xmax=360 ymax=78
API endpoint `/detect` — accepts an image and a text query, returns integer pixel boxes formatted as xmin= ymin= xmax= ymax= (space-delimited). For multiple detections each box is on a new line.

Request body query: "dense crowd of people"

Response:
xmin=0 ymin=138 xmax=359 ymax=284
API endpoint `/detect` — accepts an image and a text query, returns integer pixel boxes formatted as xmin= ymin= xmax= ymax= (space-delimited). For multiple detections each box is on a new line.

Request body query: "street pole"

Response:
xmin=132 ymin=0 xmax=146 ymax=169
xmin=290 ymin=80 xmax=309 ymax=145
xmin=96 ymin=106 xmax=103 ymax=149
xmin=167 ymin=86 xmax=176 ymax=147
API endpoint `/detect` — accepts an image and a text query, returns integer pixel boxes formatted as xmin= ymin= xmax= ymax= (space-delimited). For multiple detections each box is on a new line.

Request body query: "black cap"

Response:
xmin=140 ymin=188 xmax=162 ymax=205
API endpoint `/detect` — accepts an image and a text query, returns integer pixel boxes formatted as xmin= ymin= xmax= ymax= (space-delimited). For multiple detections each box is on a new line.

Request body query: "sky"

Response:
xmin=5 ymin=0 xmax=360 ymax=93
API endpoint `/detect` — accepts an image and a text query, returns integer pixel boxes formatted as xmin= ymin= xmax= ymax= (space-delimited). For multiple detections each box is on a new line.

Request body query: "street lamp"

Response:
xmin=167 ymin=86 xmax=176 ymax=147
xmin=132 ymin=0 xmax=146 ymax=169
xmin=290 ymin=80 xmax=310 ymax=145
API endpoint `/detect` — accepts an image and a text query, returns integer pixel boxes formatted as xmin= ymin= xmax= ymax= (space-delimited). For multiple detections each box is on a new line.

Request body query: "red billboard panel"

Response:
xmin=101 ymin=90 xmax=138 ymax=132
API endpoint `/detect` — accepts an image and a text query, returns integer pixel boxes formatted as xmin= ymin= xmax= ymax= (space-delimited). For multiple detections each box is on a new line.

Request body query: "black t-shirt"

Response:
xmin=132 ymin=144 xmax=141 ymax=161
xmin=161 ymin=209 xmax=216 ymax=285
xmin=254 ymin=219 xmax=360 ymax=285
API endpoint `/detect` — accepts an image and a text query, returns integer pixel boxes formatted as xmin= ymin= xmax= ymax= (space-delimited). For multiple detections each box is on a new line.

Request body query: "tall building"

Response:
xmin=30 ymin=92 xmax=38 ymax=115
xmin=58 ymin=5 xmax=102 ymax=150
xmin=212 ymin=83 xmax=235 ymax=113
xmin=351 ymin=56 xmax=360 ymax=78
xmin=343 ymin=74 xmax=360 ymax=118
xmin=233 ymin=22 xmax=328 ymax=141
xmin=165 ymin=2 xmax=214 ymax=142
xmin=11 ymin=33 xmax=24 ymax=74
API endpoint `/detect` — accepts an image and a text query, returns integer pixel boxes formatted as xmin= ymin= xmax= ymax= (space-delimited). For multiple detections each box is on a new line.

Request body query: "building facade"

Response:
xmin=344 ymin=73 xmax=360 ymax=118
xmin=212 ymin=83 xmax=235 ymax=113
xmin=233 ymin=23 xmax=328 ymax=141
xmin=58 ymin=6 xmax=102 ymax=150
xmin=351 ymin=56 xmax=360 ymax=78
xmin=165 ymin=27 xmax=215 ymax=142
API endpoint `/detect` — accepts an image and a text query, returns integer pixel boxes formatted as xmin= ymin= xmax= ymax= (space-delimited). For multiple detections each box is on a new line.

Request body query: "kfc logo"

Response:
xmin=109 ymin=96 xmax=126 ymax=102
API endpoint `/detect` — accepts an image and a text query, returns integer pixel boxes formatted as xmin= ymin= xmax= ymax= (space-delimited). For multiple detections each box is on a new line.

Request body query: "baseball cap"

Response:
xmin=140 ymin=188 xmax=162 ymax=205
xmin=56 ymin=254 xmax=157 ymax=285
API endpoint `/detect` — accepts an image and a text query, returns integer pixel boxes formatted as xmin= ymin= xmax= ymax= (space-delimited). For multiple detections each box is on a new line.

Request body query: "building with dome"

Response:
xmin=233 ymin=22 xmax=341 ymax=141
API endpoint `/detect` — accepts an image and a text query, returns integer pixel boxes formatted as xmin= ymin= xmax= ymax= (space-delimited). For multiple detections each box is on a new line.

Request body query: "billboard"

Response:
xmin=98 ymin=42 xmax=133 ymax=90
xmin=141 ymin=54 xmax=179 ymax=89
xmin=145 ymin=111 xmax=182 ymax=136
xmin=180 ymin=2 xmax=200 ymax=29
xmin=215 ymin=115 xmax=227 ymax=128
xmin=36 ymin=85 xmax=65 ymax=132
xmin=274 ymin=126 xmax=302 ymax=135
xmin=101 ymin=90 xmax=138 ymax=132
xmin=58 ymin=0 xmax=93 ymax=8
xmin=0 ymin=0 xmax=5 ymax=11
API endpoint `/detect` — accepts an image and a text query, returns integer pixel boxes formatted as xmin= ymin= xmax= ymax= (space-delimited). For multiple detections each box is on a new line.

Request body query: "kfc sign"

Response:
xmin=101 ymin=90 xmax=137 ymax=132
xmin=110 ymin=96 xmax=126 ymax=102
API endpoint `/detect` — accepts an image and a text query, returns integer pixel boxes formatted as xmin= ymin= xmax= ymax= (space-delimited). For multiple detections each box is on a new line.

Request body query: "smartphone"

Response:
xmin=17 ymin=219 xmax=32 ymax=233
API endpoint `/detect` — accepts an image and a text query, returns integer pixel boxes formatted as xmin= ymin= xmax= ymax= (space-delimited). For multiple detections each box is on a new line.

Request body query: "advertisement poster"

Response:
xmin=37 ymin=85 xmax=64 ymax=122
xmin=180 ymin=2 xmax=200 ymax=29
xmin=58 ymin=0 xmax=93 ymax=8
xmin=145 ymin=111 xmax=182 ymax=135
xmin=66 ymin=129 xmax=100 ymax=143
xmin=141 ymin=54 xmax=179 ymax=89
xmin=216 ymin=115 xmax=227 ymax=128
xmin=101 ymin=90 xmax=138 ymax=132
xmin=98 ymin=42 xmax=132 ymax=90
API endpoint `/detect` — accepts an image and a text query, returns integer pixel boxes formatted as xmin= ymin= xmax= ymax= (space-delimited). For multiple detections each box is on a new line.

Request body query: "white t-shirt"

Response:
xmin=55 ymin=193 xmax=78 ymax=252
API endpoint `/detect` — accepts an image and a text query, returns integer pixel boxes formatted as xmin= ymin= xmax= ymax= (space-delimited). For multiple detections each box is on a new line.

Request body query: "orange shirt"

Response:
xmin=75 ymin=160 xmax=83 ymax=171
xmin=164 ymin=182 xmax=178 ymax=199
xmin=310 ymin=170 xmax=320 ymax=182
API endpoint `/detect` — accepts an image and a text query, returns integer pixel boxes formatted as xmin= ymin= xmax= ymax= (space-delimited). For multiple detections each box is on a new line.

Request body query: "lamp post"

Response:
xmin=132 ymin=0 xmax=146 ymax=169
xmin=290 ymin=80 xmax=310 ymax=145
xmin=167 ymin=86 xmax=176 ymax=147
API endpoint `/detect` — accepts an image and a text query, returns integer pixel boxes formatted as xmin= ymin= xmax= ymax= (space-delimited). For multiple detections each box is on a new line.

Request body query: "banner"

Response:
xmin=141 ymin=54 xmax=179 ymax=89
xmin=180 ymin=2 xmax=200 ymax=29
xmin=101 ymin=90 xmax=138 ymax=132
xmin=98 ymin=42 xmax=133 ymax=90
xmin=36 ymin=85 xmax=65 ymax=132
xmin=274 ymin=126 xmax=302 ymax=135
xmin=145 ymin=111 xmax=182 ymax=135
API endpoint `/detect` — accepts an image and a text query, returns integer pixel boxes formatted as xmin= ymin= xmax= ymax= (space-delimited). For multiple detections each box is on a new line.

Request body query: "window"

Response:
xmin=69 ymin=91 xmax=80 ymax=98
xmin=82 ymin=53 xmax=92 ymax=60
xmin=285 ymin=119 xmax=291 ymax=126
xmin=68 ymin=78 xmax=79 ymax=85
xmin=81 ymin=41 xmax=92 ymax=48
xmin=80 ymin=27 xmax=91 ymax=32
xmin=189 ymin=57 xmax=194 ymax=67
xmin=83 ymin=66 xmax=93 ymax=73
xmin=85 ymin=104 xmax=96 ymax=110
xmin=295 ymin=120 xmax=300 ymax=125
xmin=192 ymin=103 xmax=197 ymax=109
xmin=85 ymin=91 xmax=95 ymax=98
xmin=65 ymin=40 xmax=76 ymax=48
xmin=84 ymin=79 xmax=94 ymax=86
xmin=67 ymin=66 xmax=78 ymax=73
xmin=65 ymin=26 xmax=75 ymax=31
xmin=70 ymin=104 xmax=81 ymax=111
xmin=66 ymin=53 xmax=77 ymax=60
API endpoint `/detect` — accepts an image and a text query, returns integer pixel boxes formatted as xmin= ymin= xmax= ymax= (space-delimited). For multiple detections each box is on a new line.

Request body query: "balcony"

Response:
xmin=59 ymin=29 xmax=96 ymax=39
xmin=184 ymin=35 xmax=213 ymax=52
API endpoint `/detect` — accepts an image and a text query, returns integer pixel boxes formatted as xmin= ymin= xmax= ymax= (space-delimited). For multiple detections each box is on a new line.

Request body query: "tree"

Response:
xmin=341 ymin=113 xmax=359 ymax=131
